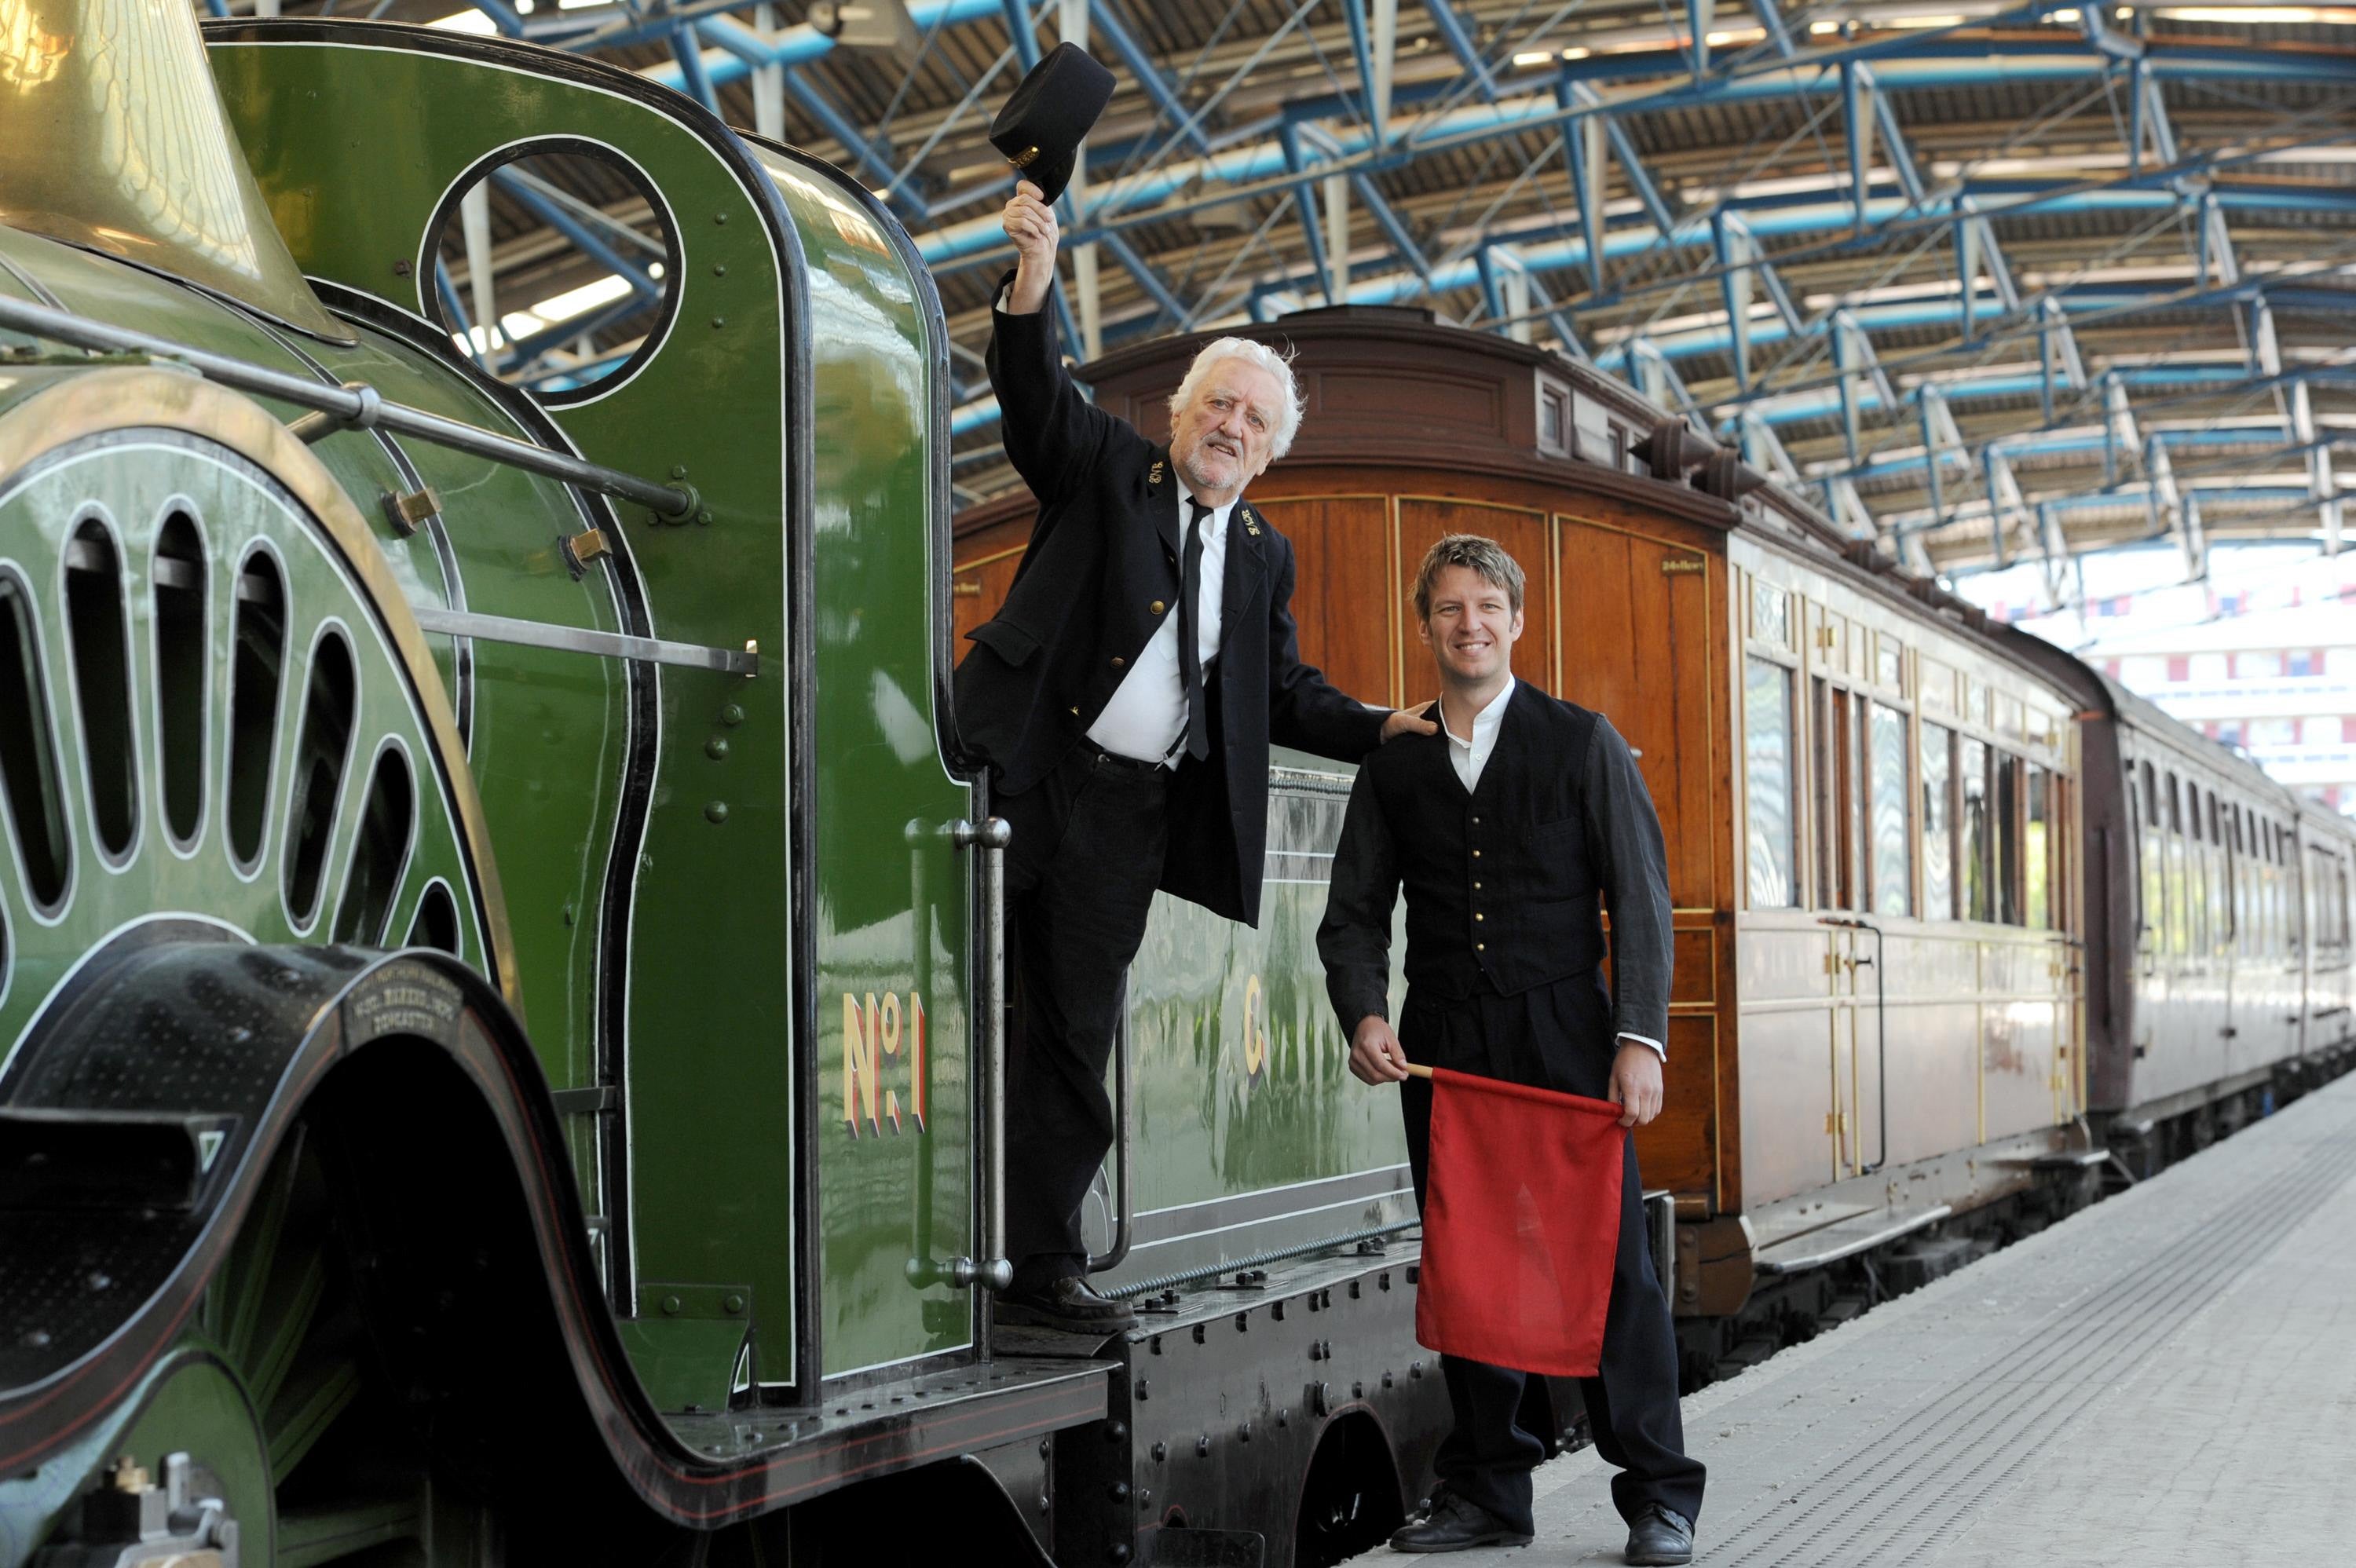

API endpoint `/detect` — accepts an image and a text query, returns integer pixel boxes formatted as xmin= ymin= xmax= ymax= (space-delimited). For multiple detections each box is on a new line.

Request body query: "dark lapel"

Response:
xmin=1218 ymin=494 xmax=1271 ymax=646
xmin=1146 ymin=447 xmax=1181 ymax=564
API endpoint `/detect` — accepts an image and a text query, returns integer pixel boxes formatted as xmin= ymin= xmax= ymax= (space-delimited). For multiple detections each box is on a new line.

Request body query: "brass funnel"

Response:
xmin=0 ymin=0 xmax=350 ymax=342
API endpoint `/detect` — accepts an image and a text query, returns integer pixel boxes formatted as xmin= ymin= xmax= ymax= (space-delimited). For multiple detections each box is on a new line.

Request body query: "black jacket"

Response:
xmin=954 ymin=276 xmax=1388 ymax=924
xmin=1317 ymin=680 xmax=1674 ymax=1047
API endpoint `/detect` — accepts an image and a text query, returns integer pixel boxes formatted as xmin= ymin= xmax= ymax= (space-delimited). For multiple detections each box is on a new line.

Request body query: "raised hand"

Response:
xmin=1002 ymin=179 xmax=1059 ymax=316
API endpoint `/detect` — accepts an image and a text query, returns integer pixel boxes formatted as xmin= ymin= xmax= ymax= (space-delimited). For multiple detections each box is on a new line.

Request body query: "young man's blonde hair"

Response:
xmin=1412 ymin=534 xmax=1526 ymax=623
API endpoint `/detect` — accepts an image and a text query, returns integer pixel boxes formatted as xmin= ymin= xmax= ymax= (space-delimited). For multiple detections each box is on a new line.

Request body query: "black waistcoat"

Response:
xmin=1363 ymin=682 xmax=1608 ymax=1006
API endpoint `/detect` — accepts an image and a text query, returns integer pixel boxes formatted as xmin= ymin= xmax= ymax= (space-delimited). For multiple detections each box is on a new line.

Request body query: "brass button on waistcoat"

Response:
xmin=1112 ymin=656 xmax=1126 ymax=669
xmin=1476 ymin=942 xmax=1486 ymax=952
xmin=1474 ymin=912 xmax=1484 ymax=922
xmin=1151 ymin=599 xmax=1167 ymax=616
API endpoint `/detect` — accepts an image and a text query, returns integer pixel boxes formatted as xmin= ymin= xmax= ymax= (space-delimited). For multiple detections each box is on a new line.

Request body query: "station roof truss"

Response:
xmin=211 ymin=0 xmax=2356 ymax=601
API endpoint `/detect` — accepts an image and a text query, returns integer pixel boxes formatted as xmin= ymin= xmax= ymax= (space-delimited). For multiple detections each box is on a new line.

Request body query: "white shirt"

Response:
xmin=1088 ymin=479 xmax=1231 ymax=765
xmin=1442 ymin=675 xmax=1517 ymax=791
xmin=1442 ymin=675 xmax=1666 ymax=1062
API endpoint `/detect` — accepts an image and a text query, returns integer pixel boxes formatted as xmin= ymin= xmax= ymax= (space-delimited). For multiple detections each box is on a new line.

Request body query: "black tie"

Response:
xmin=1177 ymin=499 xmax=1211 ymax=762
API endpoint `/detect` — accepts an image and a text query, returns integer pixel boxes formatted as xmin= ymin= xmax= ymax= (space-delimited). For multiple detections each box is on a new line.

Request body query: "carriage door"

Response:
xmin=1812 ymin=626 xmax=1874 ymax=1179
xmin=1553 ymin=517 xmax=1718 ymax=1202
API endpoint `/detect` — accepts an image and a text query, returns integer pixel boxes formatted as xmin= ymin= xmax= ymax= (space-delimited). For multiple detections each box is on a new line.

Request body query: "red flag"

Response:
xmin=1415 ymin=1066 xmax=1626 ymax=1377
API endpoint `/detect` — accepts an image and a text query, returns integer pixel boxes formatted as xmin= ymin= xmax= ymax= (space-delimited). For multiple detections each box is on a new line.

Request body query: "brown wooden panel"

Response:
xmin=1314 ymin=367 xmax=1503 ymax=437
xmin=1246 ymin=495 xmax=1396 ymax=710
xmin=1394 ymin=498 xmax=1554 ymax=711
xmin=1671 ymin=927 xmax=1715 ymax=1004
xmin=1635 ymin=1013 xmax=1718 ymax=1197
xmin=1556 ymin=521 xmax=1714 ymax=912
xmin=950 ymin=517 xmax=1031 ymax=641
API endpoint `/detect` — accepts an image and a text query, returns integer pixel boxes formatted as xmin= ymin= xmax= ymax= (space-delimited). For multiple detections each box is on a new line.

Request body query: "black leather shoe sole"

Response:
xmin=993 ymin=1298 xmax=1137 ymax=1336
xmin=1389 ymin=1525 xmax=1536 ymax=1554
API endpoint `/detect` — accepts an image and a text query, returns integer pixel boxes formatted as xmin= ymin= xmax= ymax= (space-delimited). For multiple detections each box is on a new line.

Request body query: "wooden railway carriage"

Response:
xmin=957 ymin=305 xmax=2356 ymax=1378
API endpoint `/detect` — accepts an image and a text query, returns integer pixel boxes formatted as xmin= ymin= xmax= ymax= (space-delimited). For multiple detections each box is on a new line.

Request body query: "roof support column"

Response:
xmin=460 ymin=181 xmax=498 ymax=358
xmin=1342 ymin=0 xmax=1399 ymax=144
xmin=1842 ymin=62 xmax=1878 ymax=236
xmin=752 ymin=4 xmax=785 ymax=140
xmin=1059 ymin=0 xmax=1102 ymax=359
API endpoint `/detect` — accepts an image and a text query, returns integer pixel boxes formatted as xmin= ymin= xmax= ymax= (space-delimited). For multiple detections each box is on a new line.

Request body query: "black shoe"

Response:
xmin=1389 ymin=1492 xmax=1534 ymax=1554
xmin=993 ymin=1275 xmax=1137 ymax=1336
xmin=1624 ymin=1504 xmax=1694 ymax=1566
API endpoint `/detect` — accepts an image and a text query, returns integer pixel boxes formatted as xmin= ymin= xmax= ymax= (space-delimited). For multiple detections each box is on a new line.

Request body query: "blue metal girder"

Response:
xmin=1279 ymin=126 xmax=1338 ymax=305
xmin=669 ymin=24 xmax=720 ymax=114
xmin=1352 ymin=173 xmax=1435 ymax=287
xmin=1751 ymin=0 xmax=1795 ymax=59
xmin=490 ymin=173 xmax=663 ymax=300
xmin=1419 ymin=0 xmax=1498 ymax=101
xmin=432 ymin=259 xmax=484 ymax=369
xmin=1714 ymin=213 xmax=1754 ymax=393
xmin=1001 ymin=0 xmax=1041 ymax=70
xmin=1341 ymin=0 xmax=1383 ymax=141
xmin=498 ymin=291 xmax=653 ymax=376
xmin=473 ymin=0 xmax=526 ymax=38
xmin=646 ymin=1 xmax=1004 ymax=93
xmin=1097 ymin=229 xmax=1187 ymax=327
xmin=1843 ymin=61 xmax=1876 ymax=235
xmin=1089 ymin=1 xmax=1213 ymax=155
xmin=912 ymin=33 xmax=2356 ymax=267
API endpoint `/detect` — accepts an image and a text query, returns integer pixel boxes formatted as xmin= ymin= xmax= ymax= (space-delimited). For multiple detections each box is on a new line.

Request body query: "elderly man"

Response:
xmin=1318 ymin=537 xmax=1704 ymax=1564
xmin=957 ymin=180 xmax=1432 ymax=1336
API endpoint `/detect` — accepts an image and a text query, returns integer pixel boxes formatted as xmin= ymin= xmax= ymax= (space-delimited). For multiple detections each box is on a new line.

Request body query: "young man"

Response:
xmin=1316 ymin=536 xmax=1706 ymax=1566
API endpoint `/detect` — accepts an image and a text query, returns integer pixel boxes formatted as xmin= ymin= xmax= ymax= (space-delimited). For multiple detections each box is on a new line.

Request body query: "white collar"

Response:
xmin=1173 ymin=477 xmax=1236 ymax=531
xmin=1443 ymin=675 xmax=1516 ymax=751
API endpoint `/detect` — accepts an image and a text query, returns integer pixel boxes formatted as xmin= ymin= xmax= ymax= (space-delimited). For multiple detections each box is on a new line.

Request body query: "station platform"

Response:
xmin=1352 ymin=1071 xmax=2356 ymax=1566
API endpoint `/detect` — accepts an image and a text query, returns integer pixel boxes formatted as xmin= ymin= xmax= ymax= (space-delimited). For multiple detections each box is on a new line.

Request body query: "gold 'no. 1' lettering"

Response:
xmin=843 ymin=990 xmax=927 ymax=1137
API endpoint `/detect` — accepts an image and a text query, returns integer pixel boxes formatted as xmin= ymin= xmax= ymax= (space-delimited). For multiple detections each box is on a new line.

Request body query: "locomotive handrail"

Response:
xmin=1087 ymin=984 xmax=1135 ymax=1277
xmin=0 ymin=295 xmax=702 ymax=521
xmin=410 ymin=605 xmax=757 ymax=677
xmin=951 ymin=816 xmax=1015 ymax=1301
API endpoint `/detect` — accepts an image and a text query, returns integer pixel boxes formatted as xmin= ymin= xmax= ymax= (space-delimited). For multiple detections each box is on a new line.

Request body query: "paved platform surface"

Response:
xmin=1351 ymin=1073 xmax=2356 ymax=1566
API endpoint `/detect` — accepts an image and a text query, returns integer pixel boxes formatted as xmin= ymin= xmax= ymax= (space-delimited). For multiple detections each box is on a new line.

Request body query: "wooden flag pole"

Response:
xmin=1401 ymin=1061 xmax=1433 ymax=1080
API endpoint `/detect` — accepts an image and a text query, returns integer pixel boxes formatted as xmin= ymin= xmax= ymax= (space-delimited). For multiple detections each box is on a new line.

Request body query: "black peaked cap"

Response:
xmin=989 ymin=42 xmax=1117 ymax=204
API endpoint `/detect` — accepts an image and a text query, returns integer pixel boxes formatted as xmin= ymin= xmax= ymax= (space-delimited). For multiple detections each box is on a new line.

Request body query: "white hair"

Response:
xmin=1167 ymin=337 xmax=1307 ymax=460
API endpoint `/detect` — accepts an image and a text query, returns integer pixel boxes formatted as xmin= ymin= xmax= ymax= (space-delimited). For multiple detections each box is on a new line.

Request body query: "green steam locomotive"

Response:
xmin=0 ymin=6 xmax=1432 ymax=1564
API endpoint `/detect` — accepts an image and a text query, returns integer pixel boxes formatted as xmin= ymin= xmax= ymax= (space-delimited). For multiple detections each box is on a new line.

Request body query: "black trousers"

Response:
xmin=998 ymin=743 xmax=1169 ymax=1292
xmin=1399 ymin=979 xmax=1706 ymax=1533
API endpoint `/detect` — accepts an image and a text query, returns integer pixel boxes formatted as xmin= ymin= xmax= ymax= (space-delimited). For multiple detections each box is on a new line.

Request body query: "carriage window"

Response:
xmin=1815 ymin=682 xmax=1869 ymax=911
xmin=1751 ymin=582 xmax=1791 ymax=649
xmin=2131 ymin=766 xmax=2157 ymax=948
xmin=2165 ymin=775 xmax=2190 ymax=956
xmin=1744 ymin=656 xmax=1798 ymax=908
xmin=1959 ymin=736 xmax=1993 ymax=923
xmin=1921 ymin=722 xmax=1955 ymax=919
xmin=1870 ymin=702 xmax=1911 ymax=916
xmin=1996 ymin=753 xmax=2023 ymax=925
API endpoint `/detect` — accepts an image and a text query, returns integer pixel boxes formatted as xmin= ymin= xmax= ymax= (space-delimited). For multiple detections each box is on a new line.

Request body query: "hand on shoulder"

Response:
xmin=1380 ymin=700 xmax=1440 ymax=743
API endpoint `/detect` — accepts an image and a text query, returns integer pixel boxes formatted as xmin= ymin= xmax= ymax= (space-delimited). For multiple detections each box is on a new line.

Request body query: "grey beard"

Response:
xmin=1175 ymin=445 xmax=1238 ymax=495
